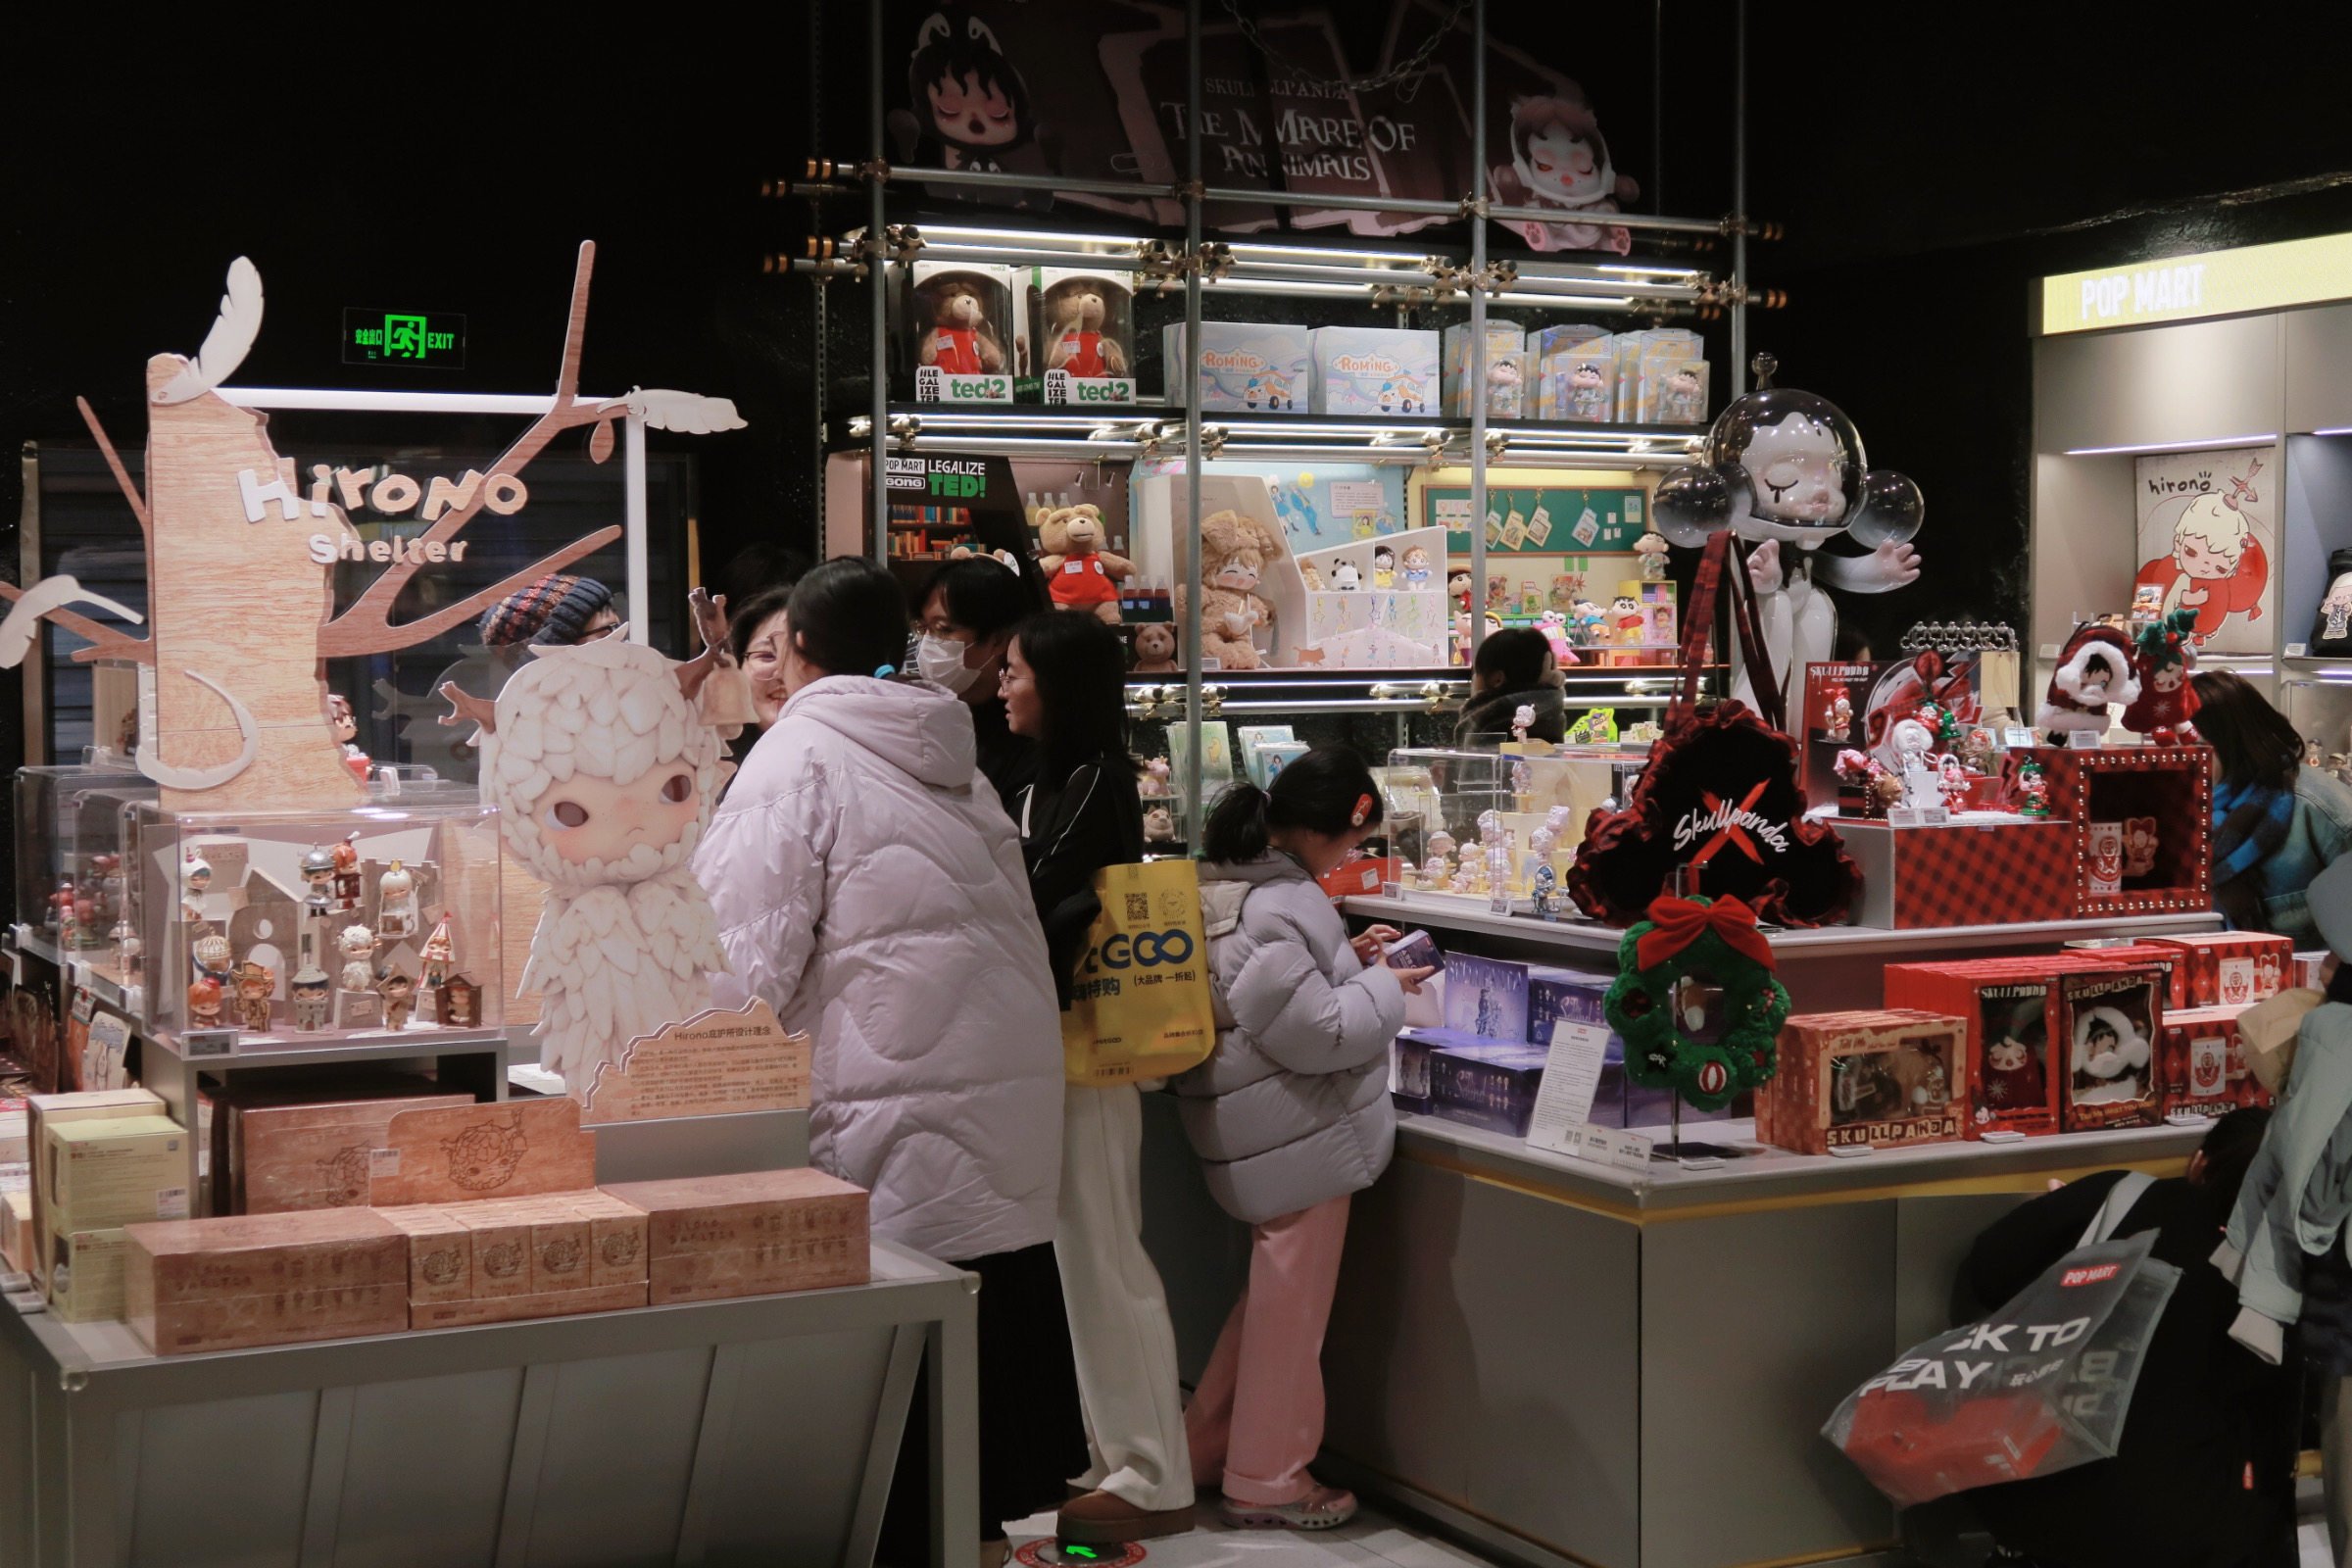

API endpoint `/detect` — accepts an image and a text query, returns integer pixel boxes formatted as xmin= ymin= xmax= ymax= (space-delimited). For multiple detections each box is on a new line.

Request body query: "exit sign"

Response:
xmin=343 ymin=308 xmax=466 ymax=367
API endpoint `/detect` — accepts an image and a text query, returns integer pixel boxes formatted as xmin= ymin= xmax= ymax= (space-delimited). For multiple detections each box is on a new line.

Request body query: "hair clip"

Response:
xmin=1349 ymin=793 xmax=1373 ymax=828
xmin=874 ymin=663 xmax=897 ymax=679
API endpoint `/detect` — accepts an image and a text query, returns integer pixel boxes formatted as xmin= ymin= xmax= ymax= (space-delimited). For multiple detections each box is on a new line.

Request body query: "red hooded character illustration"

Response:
xmin=2132 ymin=461 xmax=2268 ymax=646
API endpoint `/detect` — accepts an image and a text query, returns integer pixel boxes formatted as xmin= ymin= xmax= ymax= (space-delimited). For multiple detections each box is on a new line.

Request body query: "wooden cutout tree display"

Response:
xmin=0 ymin=241 xmax=745 ymax=811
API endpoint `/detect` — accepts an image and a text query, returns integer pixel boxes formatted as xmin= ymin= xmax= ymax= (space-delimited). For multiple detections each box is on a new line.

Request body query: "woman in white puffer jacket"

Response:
xmin=1175 ymin=749 xmax=1432 ymax=1534
xmin=692 ymin=558 xmax=1081 ymax=1567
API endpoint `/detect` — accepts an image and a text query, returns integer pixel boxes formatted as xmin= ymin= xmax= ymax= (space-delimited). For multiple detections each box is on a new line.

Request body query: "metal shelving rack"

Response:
xmin=778 ymin=0 xmax=1764 ymax=829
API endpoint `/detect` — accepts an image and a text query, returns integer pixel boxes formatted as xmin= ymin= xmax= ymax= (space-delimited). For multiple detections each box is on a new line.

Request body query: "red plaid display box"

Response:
xmin=2063 ymin=940 xmax=2190 ymax=1010
xmin=1885 ymin=954 xmax=2135 ymax=1138
xmin=2026 ymin=746 xmax=2213 ymax=918
xmin=2146 ymin=933 xmax=2292 ymax=1008
xmin=2157 ymin=1004 xmax=2270 ymax=1117
xmin=1757 ymin=1009 xmax=1969 ymax=1155
xmin=1840 ymin=819 xmax=2073 ymax=929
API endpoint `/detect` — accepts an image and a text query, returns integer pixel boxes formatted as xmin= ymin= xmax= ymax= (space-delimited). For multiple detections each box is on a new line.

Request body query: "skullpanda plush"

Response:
xmin=2036 ymin=622 xmax=2140 ymax=743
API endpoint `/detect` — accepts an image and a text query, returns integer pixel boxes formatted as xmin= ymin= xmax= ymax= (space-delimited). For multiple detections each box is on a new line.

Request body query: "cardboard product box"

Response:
xmin=2063 ymin=941 xmax=2189 ymax=1011
xmin=1886 ymin=955 xmax=2149 ymax=1139
xmin=2026 ymin=746 xmax=2214 ymax=917
xmin=2145 ymin=933 xmax=2293 ymax=1009
xmin=47 ymin=1227 xmax=129 ymax=1323
xmin=2297 ymin=952 xmax=2330 ymax=990
xmin=1307 ymin=326 xmax=1440 ymax=416
xmin=0 ymin=1100 xmax=25 ymax=1164
xmin=1441 ymin=323 xmax=1529 ymax=417
xmin=235 ymin=1093 xmax=474 ymax=1215
xmin=1160 ymin=321 xmax=1311 ymax=413
xmin=1028 ymin=269 xmax=1136 ymax=407
xmin=378 ymin=1191 xmax=651 ymax=1325
xmin=123 ymin=1209 xmax=410 ymax=1355
xmin=1 ymin=1179 xmax=31 ymax=1274
xmin=604 ymin=1169 xmax=869 ymax=1304
xmin=1757 ymin=1010 xmax=1969 ymax=1155
xmin=1427 ymin=1040 xmax=1550 ymax=1137
xmin=45 ymin=1115 xmax=191 ymax=1235
xmin=2057 ymin=967 xmax=2167 ymax=1132
xmin=1441 ymin=955 xmax=1533 ymax=1041
xmin=2158 ymin=1005 xmax=2257 ymax=1117
xmin=904 ymin=261 xmax=1019 ymax=404
xmin=368 ymin=1097 xmax=598 ymax=1207
xmin=378 ymin=1203 xmax=474 ymax=1305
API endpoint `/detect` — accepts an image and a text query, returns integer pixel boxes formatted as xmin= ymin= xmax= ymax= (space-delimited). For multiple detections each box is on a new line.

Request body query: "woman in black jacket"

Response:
xmin=1957 ymin=1106 xmax=2296 ymax=1568
xmin=1002 ymin=610 xmax=1196 ymax=1548
xmin=1454 ymin=626 xmax=1566 ymax=746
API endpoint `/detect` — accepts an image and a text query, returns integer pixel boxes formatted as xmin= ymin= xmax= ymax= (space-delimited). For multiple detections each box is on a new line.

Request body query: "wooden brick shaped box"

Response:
xmin=603 ymin=1169 xmax=869 ymax=1304
xmin=381 ymin=1192 xmax=650 ymax=1328
xmin=236 ymin=1093 xmax=472 ymax=1214
xmin=2027 ymin=745 xmax=2213 ymax=917
xmin=122 ymin=1209 xmax=409 ymax=1355
xmin=1757 ymin=1009 xmax=1968 ymax=1155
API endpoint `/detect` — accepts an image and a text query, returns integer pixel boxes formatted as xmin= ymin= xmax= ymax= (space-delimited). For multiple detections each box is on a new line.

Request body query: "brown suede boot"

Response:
xmin=1055 ymin=1488 xmax=1197 ymax=1544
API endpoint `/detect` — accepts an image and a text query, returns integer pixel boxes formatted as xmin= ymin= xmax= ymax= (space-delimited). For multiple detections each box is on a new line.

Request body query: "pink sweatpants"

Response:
xmin=1182 ymin=1194 xmax=1352 ymax=1506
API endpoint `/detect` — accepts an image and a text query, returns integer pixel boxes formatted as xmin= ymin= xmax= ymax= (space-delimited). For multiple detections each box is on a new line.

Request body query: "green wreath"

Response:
xmin=1603 ymin=894 xmax=1792 ymax=1112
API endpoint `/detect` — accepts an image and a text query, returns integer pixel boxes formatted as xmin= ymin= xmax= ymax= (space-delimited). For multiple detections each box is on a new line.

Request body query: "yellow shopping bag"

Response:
xmin=1062 ymin=859 xmax=1218 ymax=1086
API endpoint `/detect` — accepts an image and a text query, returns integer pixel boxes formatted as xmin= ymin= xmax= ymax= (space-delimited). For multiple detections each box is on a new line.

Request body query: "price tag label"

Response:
xmin=1526 ymin=1021 xmax=1613 ymax=1153
xmin=2002 ymin=725 xmax=2036 ymax=750
xmin=1604 ymin=1128 xmax=1655 ymax=1169
xmin=2067 ymin=730 xmax=2106 ymax=750
xmin=179 ymin=1027 xmax=239 ymax=1058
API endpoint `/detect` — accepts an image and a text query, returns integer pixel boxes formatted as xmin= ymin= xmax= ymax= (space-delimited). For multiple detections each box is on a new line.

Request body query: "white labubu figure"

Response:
xmin=444 ymin=624 xmax=730 ymax=1097
xmin=1651 ymin=354 xmax=1925 ymax=716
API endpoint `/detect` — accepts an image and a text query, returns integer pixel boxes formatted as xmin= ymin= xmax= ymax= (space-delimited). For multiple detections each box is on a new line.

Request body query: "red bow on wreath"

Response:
xmin=1636 ymin=894 xmax=1777 ymax=972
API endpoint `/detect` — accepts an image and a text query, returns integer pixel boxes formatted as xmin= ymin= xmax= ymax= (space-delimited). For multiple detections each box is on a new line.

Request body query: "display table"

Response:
xmin=0 ymin=1241 xmax=977 ymax=1568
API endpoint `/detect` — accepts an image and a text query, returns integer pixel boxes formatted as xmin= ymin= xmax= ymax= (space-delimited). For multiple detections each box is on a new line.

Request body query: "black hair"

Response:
xmin=1200 ymin=746 xmax=1384 ymax=864
xmin=785 ymin=558 xmax=909 ymax=679
xmin=2195 ymin=1104 xmax=2273 ymax=1205
xmin=2191 ymin=669 xmax=2303 ymax=791
xmin=922 ymin=557 xmax=1040 ymax=642
xmin=726 ymin=584 xmax=796 ymax=665
xmin=1833 ymin=623 xmax=1874 ymax=662
xmin=717 ymin=542 xmax=810 ymax=608
xmin=1473 ymin=626 xmax=1552 ymax=690
xmin=1010 ymin=611 xmax=1139 ymax=783
xmin=907 ymin=9 xmax=1034 ymax=152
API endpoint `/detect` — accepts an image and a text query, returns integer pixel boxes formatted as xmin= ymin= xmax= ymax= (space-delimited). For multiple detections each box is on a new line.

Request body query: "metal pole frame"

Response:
xmin=869 ymin=0 xmax=891 ymax=564
xmin=1467 ymin=0 xmax=1489 ymax=668
xmin=1182 ymin=0 xmax=1205 ymax=844
xmin=1731 ymin=0 xmax=1749 ymax=400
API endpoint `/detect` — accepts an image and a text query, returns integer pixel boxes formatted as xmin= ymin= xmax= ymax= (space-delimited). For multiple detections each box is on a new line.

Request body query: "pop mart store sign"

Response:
xmin=2038 ymin=230 xmax=2352 ymax=334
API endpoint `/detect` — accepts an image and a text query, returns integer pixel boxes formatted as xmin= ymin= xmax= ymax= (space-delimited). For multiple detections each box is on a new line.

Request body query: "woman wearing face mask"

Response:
xmin=695 ymin=558 xmax=1082 ymax=1567
xmin=727 ymin=583 xmax=794 ymax=729
xmin=918 ymin=558 xmax=1044 ymax=815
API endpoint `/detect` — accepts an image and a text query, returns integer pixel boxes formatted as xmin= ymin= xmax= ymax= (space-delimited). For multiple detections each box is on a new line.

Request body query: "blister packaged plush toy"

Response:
xmin=1443 ymin=324 xmax=1529 ymax=417
xmin=905 ymin=262 xmax=1018 ymax=403
xmin=1030 ymin=269 xmax=1135 ymax=406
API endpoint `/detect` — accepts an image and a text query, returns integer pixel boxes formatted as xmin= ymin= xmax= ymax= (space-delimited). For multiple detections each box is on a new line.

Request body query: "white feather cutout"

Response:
xmin=609 ymin=388 xmax=748 ymax=434
xmin=0 ymin=575 xmax=144 ymax=668
xmin=155 ymin=258 xmax=264 ymax=406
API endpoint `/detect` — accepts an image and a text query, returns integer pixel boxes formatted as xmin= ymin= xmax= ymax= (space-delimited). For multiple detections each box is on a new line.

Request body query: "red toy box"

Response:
xmin=2026 ymin=746 xmax=2213 ymax=918
xmin=1841 ymin=818 xmax=2075 ymax=929
xmin=2145 ymin=933 xmax=2292 ymax=1009
xmin=2057 ymin=966 xmax=2165 ymax=1131
xmin=1886 ymin=958 xmax=2077 ymax=1138
xmin=2061 ymin=940 xmax=2189 ymax=1010
xmin=2160 ymin=1005 xmax=2242 ymax=1117
xmin=1757 ymin=1009 xmax=1969 ymax=1155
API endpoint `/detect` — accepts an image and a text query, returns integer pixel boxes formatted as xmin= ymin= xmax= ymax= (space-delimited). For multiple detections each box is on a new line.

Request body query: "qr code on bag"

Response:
xmin=1124 ymin=893 xmax=1152 ymax=923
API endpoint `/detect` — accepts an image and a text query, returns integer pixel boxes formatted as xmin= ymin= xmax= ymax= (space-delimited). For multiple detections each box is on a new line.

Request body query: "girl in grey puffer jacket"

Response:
xmin=1176 ymin=750 xmax=1433 ymax=1534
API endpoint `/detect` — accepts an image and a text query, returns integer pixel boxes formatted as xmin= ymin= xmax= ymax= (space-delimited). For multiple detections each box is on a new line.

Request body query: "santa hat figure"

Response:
xmin=2036 ymin=623 xmax=2140 ymax=741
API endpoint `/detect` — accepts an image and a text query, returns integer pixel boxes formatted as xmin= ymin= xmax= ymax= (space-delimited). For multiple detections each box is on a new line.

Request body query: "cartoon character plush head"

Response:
xmin=1332 ymin=562 xmax=1362 ymax=590
xmin=1373 ymin=547 xmax=1396 ymax=571
xmin=1503 ymin=93 xmax=1633 ymax=209
xmin=907 ymin=9 xmax=1034 ymax=158
xmin=1611 ymin=594 xmax=1639 ymax=616
xmin=1448 ymin=570 xmax=1473 ymax=598
xmin=1131 ymin=621 xmax=1179 ymax=673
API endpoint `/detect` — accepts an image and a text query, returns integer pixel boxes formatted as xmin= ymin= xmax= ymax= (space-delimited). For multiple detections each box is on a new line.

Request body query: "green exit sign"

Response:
xmin=343 ymin=307 xmax=466 ymax=368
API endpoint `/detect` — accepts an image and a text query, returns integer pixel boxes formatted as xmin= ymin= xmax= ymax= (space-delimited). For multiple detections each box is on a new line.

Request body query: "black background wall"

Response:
xmin=6 ymin=4 xmax=2352 ymax=814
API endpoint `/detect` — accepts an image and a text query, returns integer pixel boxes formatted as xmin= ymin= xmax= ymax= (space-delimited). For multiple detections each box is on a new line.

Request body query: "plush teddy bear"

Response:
xmin=1044 ymin=284 xmax=1127 ymax=378
xmin=1035 ymin=504 xmax=1135 ymax=625
xmin=1177 ymin=509 xmax=1283 ymax=669
xmin=1132 ymin=621 xmax=1180 ymax=674
xmin=917 ymin=278 xmax=1006 ymax=374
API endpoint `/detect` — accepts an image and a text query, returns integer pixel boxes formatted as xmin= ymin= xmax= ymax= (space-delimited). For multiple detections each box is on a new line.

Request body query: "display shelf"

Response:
xmin=142 ymin=1022 xmax=520 ymax=1073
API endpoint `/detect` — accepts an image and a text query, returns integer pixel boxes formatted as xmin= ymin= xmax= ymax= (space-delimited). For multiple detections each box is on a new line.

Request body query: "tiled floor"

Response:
xmin=1006 ymin=1503 xmax=1501 ymax=1566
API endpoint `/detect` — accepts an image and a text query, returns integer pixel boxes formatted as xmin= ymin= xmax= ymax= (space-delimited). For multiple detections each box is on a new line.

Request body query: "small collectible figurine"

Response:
xmin=1911 ymin=1057 xmax=1952 ymax=1109
xmin=1531 ymin=861 xmax=1560 ymax=920
xmin=1401 ymin=546 xmax=1434 ymax=589
xmin=1428 ymin=830 xmax=1458 ymax=862
xmin=1144 ymin=806 xmax=1177 ymax=844
xmin=1819 ymin=681 xmax=1853 ymax=736
xmin=1511 ymin=705 xmax=1537 ymax=745
xmin=2015 ymin=760 xmax=2053 ymax=818
xmin=299 ymin=844 xmax=337 ymax=920
xmin=1836 ymin=748 xmax=1899 ymax=819
xmin=917 ymin=278 xmax=1007 ymax=374
xmin=1035 ymin=505 xmax=1136 ymax=626
xmin=1658 ymin=361 xmax=1708 ymax=424
xmin=1981 ymin=1027 xmax=2047 ymax=1113
xmin=1449 ymin=570 xmax=1475 ymax=614
xmin=375 ymin=859 xmax=418 ymax=940
xmin=1419 ymin=853 xmax=1451 ymax=890
xmin=46 ymin=879 xmax=76 ymax=942
xmin=438 ymin=975 xmax=483 ymax=1029
xmin=1610 ymin=594 xmax=1644 ymax=643
xmin=230 ymin=960 xmax=274 ymax=1033
xmin=336 ymin=924 xmax=379 ymax=993
xmin=289 ymin=962 xmax=332 ymax=1031
xmin=1131 ymin=623 xmax=1180 ymax=675
xmin=418 ymin=912 xmax=455 ymax=989
xmin=329 ymin=693 xmax=370 ymax=783
xmin=1889 ymin=716 xmax=1942 ymax=812
xmin=376 ymin=968 xmax=417 ymax=1031
xmin=2123 ymin=815 xmax=2159 ymax=878
xmin=187 ymin=974 xmax=224 ymax=1029
xmin=1634 ymin=528 xmax=1671 ymax=583
xmin=192 ymin=931 xmax=232 ymax=983
xmin=1937 ymin=755 xmax=1972 ymax=814
xmin=2122 ymin=608 xmax=2201 ymax=745
xmin=180 ymin=849 xmax=214 ymax=923
xmin=1372 ymin=546 xmax=1396 ymax=589
xmin=330 ymin=833 xmax=363 ymax=912
xmin=110 ymin=919 xmax=142 ymax=980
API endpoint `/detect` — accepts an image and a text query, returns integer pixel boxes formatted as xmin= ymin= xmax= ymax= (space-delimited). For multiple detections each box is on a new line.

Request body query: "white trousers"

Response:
xmin=1054 ymin=1083 xmax=1194 ymax=1512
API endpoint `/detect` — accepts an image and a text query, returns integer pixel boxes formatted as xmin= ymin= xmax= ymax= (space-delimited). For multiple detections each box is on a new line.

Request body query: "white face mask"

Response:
xmin=916 ymin=634 xmax=985 ymax=695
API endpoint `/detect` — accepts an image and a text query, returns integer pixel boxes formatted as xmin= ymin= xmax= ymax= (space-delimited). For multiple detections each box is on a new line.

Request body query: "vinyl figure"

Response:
xmin=192 ymin=931 xmax=232 ymax=983
xmin=1634 ymin=529 xmax=1670 ymax=582
xmin=180 ymin=850 xmax=213 ymax=923
xmin=419 ymin=913 xmax=455 ymax=989
xmin=2015 ymin=761 xmax=2053 ymax=818
xmin=447 ymin=635 xmax=729 ymax=1097
xmin=438 ymin=975 xmax=482 ymax=1029
xmin=330 ymin=834 xmax=363 ymax=912
xmin=299 ymin=844 xmax=336 ymax=920
xmin=1531 ymin=862 xmax=1560 ymax=920
xmin=230 ymin=960 xmax=274 ymax=1033
xmin=336 ymin=924 xmax=379 ymax=993
xmin=289 ymin=964 xmax=331 ymax=1031
xmin=329 ymin=693 xmax=369 ymax=782
xmin=1400 ymin=546 xmax=1433 ymax=589
xmin=375 ymin=859 xmax=418 ymax=940
xmin=376 ymin=968 xmax=417 ymax=1031
xmin=187 ymin=974 xmax=223 ymax=1029
xmin=1373 ymin=547 xmax=1396 ymax=589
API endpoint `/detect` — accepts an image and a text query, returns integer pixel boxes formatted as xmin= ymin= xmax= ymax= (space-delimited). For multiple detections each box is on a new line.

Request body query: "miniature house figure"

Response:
xmin=438 ymin=974 xmax=483 ymax=1030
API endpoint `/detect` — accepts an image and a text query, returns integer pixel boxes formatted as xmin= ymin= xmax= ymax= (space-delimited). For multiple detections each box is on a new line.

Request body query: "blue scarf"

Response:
xmin=2212 ymin=776 xmax=2296 ymax=929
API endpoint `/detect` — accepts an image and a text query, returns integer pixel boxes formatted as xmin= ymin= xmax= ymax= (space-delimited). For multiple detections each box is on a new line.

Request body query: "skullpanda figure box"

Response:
xmin=2058 ymin=967 xmax=2164 ymax=1132
xmin=2146 ymin=932 xmax=2291 ymax=1009
xmin=1755 ymin=1009 xmax=1968 ymax=1155
xmin=1885 ymin=954 xmax=2155 ymax=1139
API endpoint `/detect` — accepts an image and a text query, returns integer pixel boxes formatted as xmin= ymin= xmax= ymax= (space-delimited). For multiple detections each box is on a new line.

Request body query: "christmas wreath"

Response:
xmin=1604 ymin=893 xmax=1792 ymax=1111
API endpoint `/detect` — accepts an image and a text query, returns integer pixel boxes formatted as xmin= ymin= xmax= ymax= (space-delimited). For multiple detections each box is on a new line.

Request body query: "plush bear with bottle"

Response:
xmin=1652 ymin=355 xmax=1924 ymax=716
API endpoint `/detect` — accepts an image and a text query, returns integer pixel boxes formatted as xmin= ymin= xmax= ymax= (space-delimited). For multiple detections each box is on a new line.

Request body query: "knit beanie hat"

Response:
xmin=478 ymin=574 xmax=614 ymax=647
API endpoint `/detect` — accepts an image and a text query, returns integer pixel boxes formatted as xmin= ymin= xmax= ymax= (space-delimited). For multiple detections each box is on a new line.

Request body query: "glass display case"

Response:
xmin=13 ymin=763 xmax=148 ymax=960
xmin=129 ymin=797 xmax=502 ymax=1049
xmin=1383 ymin=743 xmax=1649 ymax=903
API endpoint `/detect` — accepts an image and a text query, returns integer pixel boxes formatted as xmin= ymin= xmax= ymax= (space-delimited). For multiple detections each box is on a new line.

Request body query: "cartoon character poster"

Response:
xmin=2132 ymin=447 xmax=2273 ymax=655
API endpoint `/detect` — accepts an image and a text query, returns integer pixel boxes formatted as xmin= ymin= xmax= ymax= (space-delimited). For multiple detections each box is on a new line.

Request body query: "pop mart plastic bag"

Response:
xmin=1823 ymin=1230 xmax=2180 ymax=1507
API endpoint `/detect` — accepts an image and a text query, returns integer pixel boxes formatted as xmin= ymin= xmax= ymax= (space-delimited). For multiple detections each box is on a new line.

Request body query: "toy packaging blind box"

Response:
xmin=2058 ymin=967 xmax=2165 ymax=1132
xmin=2158 ymin=1005 xmax=2265 ymax=1117
xmin=904 ymin=262 xmax=1019 ymax=404
xmin=2146 ymin=932 xmax=2291 ymax=1008
xmin=1442 ymin=323 xmax=1531 ymax=418
xmin=1159 ymin=322 xmax=1311 ymax=413
xmin=1308 ymin=327 xmax=1441 ymax=416
xmin=1540 ymin=346 xmax=1617 ymax=422
xmin=1637 ymin=358 xmax=1710 ymax=426
xmin=1028 ymin=269 xmax=1136 ymax=407
xmin=1442 ymin=954 xmax=1532 ymax=1041
xmin=1756 ymin=1010 xmax=1968 ymax=1155
xmin=1885 ymin=960 xmax=2070 ymax=1138
xmin=1800 ymin=654 xmax=1986 ymax=810
xmin=2060 ymin=940 xmax=2189 ymax=1011
xmin=1428 ymin=1038 xmax=1551 ymax=1136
